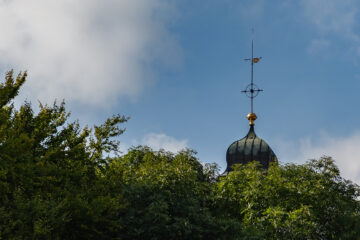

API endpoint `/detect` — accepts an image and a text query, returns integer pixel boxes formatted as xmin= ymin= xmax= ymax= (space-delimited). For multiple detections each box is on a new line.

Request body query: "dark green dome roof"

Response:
xmin=225 ymin=125 xmax=277 ymax=173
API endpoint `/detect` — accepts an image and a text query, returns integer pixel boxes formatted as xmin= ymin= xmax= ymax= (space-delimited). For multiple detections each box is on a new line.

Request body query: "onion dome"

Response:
xmin=224 ymin=113 xmax=277 ymax=174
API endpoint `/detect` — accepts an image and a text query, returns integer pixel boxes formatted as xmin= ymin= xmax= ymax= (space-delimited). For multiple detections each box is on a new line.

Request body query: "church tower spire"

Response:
xmin=223 ymin=39 xmax=277 ymax=175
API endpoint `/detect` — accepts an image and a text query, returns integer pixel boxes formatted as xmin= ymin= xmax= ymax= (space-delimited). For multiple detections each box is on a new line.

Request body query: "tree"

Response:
xmin=0 ymin=70 xmax=239 ymax=239
xmin=105 ymin=146 xmax=244 ymax=239
xmin=214 ymin=157 xmax=360 ymax=239
xmin=0 ymin=70 xmax=128 ymax=239
xmin=0 ymin=70 xmax=359 ymax=239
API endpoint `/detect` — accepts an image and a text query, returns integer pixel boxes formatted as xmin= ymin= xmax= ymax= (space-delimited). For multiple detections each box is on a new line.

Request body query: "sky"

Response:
xmin=1 ymin=0 xmax=360 ymax=182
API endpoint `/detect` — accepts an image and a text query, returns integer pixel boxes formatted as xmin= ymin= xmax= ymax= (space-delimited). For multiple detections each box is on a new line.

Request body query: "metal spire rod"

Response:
xmin=251 ymin=40 xmax=254 ymax=113
xmin=242 ymin=39 xmax=263 ymax=114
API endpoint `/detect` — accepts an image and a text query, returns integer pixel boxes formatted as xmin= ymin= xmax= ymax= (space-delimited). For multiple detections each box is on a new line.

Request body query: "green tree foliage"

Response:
xmin=0 ymin=70 xmax=129 ymax=239
xmin=214 ymin=159 xmax=360 ymax=239
xmin=106 ymin=147 xmax=243 ymax=239
xmin=0 ymin=71 xmax=359 ymax=239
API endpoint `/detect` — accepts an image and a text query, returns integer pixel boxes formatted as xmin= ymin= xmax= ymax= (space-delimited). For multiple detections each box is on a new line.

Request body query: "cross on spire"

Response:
xmin=242 ymin=40 xmax=263 ymax=114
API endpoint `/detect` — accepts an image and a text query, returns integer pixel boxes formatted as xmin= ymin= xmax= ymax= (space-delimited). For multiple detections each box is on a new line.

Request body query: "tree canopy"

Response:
xmin=0 ymin=71 xmax=359 ymax=239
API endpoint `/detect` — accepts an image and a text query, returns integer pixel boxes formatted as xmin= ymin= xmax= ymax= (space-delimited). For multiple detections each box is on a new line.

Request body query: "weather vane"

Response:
xmin=241 ymin=39 xmax=263 ymax=125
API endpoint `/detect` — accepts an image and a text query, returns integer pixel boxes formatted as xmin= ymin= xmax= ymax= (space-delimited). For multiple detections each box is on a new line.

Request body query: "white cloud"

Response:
xmin=300 ymin=0 xmax=360 ymax=54
xmin=276 ymin=131 xmax=360 ymax=184
xmin=140 ymin=133 xmax=188 ymax=153
xmin=0 ymin=0 xmax=181 ymax=107
xmin=301 ymin=0 xmax=357 ymax=37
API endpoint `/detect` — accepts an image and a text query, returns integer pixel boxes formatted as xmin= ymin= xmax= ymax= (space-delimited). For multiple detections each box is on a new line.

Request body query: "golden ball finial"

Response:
xmin=246 ymin=112 xmax=257 ymax=126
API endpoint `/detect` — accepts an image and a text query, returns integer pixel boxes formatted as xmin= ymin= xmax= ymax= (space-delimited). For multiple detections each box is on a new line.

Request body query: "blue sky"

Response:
xmin=1 ymin=0 xmax=360 ymax=182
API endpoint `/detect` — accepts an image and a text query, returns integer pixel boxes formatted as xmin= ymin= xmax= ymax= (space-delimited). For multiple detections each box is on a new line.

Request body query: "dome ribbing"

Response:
xmin=224 ymin=125 xmax=277 ymax=174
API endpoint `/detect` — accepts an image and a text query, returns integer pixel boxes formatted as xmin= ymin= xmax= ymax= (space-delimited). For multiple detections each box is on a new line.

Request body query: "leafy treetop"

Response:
xmin=0 ymin=71 xmax=359 ymax=239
